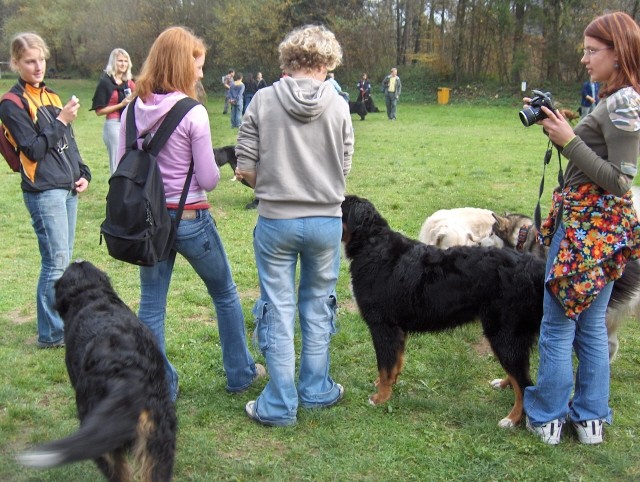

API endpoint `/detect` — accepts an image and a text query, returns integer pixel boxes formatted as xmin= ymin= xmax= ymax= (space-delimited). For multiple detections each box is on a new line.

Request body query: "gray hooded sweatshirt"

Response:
xmin=236 ymin=76 xmax=354 ymax=219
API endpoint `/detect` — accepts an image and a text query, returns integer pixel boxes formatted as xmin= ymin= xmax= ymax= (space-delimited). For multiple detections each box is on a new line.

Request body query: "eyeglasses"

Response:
xmin=582 ymin=47 xmax=612 ymax=57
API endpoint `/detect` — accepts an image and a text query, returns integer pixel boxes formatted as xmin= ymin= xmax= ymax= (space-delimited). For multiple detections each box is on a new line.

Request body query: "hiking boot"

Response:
xmin=526 ymin=416 xmax=563 ymax=445
xmin=572 ymin=419 xmax=604 ymax=444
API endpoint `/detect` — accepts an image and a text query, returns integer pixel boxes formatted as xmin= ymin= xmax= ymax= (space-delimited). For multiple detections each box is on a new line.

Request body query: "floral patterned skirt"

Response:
xmin=538 ymin=183 xmax=640 ymax=320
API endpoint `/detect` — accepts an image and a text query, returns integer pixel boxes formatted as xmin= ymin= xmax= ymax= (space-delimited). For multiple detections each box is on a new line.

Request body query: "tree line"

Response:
xmin=1 ymin=0 xmax=638 ymax=95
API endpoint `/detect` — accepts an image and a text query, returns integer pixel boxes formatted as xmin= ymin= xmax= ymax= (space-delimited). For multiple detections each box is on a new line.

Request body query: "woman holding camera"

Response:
xmin=523 ymin=11 xmax=640 ymax=445
xmin=91 ymin=48 xmax=135 ymax=175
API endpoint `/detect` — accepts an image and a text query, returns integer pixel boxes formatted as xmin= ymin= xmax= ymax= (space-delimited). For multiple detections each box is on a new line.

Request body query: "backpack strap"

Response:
xmin=125 ymin=98 xmax=139 ymax=152
xmin=144 ymin=97 xmax=200 ymax=156
xmin=0 ymin=92 xmax=25 ymax=110
xmin=126 ymin=96 xmax=200 ymax=231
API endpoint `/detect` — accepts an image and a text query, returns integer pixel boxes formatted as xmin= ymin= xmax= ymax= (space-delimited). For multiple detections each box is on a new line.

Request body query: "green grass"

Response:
xmin=1 ymin=79 xmax=639 ymax=481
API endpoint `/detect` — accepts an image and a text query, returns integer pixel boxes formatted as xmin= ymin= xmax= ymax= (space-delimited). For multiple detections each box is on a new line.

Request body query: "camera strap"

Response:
xmin=534 ymin=139 xmax=564 ymax=233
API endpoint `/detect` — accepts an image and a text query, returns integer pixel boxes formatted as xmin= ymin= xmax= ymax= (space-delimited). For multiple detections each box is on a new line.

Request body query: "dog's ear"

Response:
xmin=342 ymin=195 xmax=382 ymax=236
xmin=491 ymin=213 xmax=508 ymax=235
xmin=341 ymin=195 xmax=361 ymax=235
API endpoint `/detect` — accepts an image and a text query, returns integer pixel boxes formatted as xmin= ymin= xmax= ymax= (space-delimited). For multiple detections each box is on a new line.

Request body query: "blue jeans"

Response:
xmin=524 ymin=223 xmax=613 ymax=425
xmin=385 ymin=92 xmax=398 ymax=119
xmin=250 ymin=216 xmax=342 ymax=426
xmin=138 ymin=209 xmax=257 ymax=401
xmin=23 ymin=189 xmax=77 ymax=345
xmin=243 ymin=94 xmax=254 ymax=114
xmin=231 ymin=102 xmax=243 ymax=128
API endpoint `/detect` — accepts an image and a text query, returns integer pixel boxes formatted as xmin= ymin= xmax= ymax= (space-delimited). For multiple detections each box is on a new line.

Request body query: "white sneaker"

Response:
xmin=526 ymin=416 xmax=563 ymax=445
xmin=572 ymin=419 xmax=604 ymax=444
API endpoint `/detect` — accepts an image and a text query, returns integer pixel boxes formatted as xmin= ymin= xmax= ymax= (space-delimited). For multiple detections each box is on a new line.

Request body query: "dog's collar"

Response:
xmin=516 ymin=225 xmax=530 ymax=252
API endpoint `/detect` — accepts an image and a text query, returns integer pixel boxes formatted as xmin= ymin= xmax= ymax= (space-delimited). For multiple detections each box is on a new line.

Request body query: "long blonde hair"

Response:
xmin=9 ymin=32 xmax=50 ymax=70
xmin=105 ymin=48 xmax=133 ymax=81
xmin=135 ymin=26 xmax=206 ymax=101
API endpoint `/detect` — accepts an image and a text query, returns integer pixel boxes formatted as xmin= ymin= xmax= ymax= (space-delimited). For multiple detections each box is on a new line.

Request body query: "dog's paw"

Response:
xmin=369 ymin=393 xmax=386 ymax=405
xmin=498 ymin=417 xmax=517 ymax=429
xmin=490 ymin=378 xmax=511 ymax=390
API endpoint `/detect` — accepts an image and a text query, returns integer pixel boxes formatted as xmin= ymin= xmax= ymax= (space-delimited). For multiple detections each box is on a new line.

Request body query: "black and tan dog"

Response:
xmin=18 ymin=261 xmax=176 ymax=481
xmin=341 ymin=195 xmax=547 ymax=428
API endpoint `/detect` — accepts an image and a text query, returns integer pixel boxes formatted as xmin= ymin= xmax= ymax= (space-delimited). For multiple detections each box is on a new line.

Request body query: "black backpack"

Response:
xmin=100 ymin=97 xmax=199 ymax=266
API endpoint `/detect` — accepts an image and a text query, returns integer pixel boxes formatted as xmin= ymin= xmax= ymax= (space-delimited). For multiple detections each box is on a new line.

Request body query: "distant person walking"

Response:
xmin=382 ymin=67 xmax=401 ymax=120
xmin=229 ymin=72 xmax=245 ymax=128
xmin=222 ymin=69 xmax=234 ymax=114
xmin=580 ymin=80 xmax=600 ymax=118
xmin=256 ymin=72 xmax=268 ymax=90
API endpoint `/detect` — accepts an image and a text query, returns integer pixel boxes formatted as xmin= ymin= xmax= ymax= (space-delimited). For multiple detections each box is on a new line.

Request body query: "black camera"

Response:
xmin=519 ymin=90 xmax=555 ymax=127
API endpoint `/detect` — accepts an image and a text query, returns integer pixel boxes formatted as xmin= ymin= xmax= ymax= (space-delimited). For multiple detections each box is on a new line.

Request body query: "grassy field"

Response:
xmin=1 ymin=79 xmax=639 ymax=481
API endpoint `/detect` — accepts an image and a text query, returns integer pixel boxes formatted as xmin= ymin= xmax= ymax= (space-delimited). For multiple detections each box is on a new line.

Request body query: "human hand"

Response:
xmin=57 ymin=96 xmax=80 ymax=125
xmin=539 ymin=106 xmax=575 ymax=147
xmin=74 ymin=177 xmax=89 ymax=193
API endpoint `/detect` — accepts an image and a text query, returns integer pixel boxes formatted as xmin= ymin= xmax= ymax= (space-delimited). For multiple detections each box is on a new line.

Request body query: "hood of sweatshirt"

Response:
xmin=132 ymin=91 xmax=187 ymax=135
xmin=273 ymin=76 xmax=339 ymax=123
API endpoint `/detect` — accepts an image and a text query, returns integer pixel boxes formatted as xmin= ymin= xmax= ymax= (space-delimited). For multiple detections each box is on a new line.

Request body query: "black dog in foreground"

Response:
xmin=17 ymin=261 xmax=176 ymax=481
xmin=341 ymin=195 xmax=546 ymax=428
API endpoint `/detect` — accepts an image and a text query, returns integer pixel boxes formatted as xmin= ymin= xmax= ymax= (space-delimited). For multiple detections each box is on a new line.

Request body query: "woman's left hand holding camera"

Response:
xmin=539 ymin=106 xmax=576 ymax=148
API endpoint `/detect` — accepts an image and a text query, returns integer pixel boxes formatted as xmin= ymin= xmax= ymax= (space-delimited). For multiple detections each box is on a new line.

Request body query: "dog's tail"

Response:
xmin=17 ymin=380 xmax=149 ymax=468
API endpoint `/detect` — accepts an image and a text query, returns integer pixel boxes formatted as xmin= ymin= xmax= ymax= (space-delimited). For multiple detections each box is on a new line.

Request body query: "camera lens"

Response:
xmin=519 ymin=106 xmax=539 ymax=127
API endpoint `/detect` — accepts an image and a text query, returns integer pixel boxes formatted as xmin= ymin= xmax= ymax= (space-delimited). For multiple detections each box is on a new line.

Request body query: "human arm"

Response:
xmin=0 ymin=97 xmax=76 ymax=162
xmin=235 ymin=100 xmax=260 ymax=188
xmin=92 ymin=77 xmax=134 ymax=116
xmin=95 ymin=96 xmax=133 ymax=116
xmin=541 ymin=92 xmax=640 ymax=196
xmin=342 ymin=108 xmax=355 ymax=176
xmin=188 ymin=105 xmax=220 ymax=191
